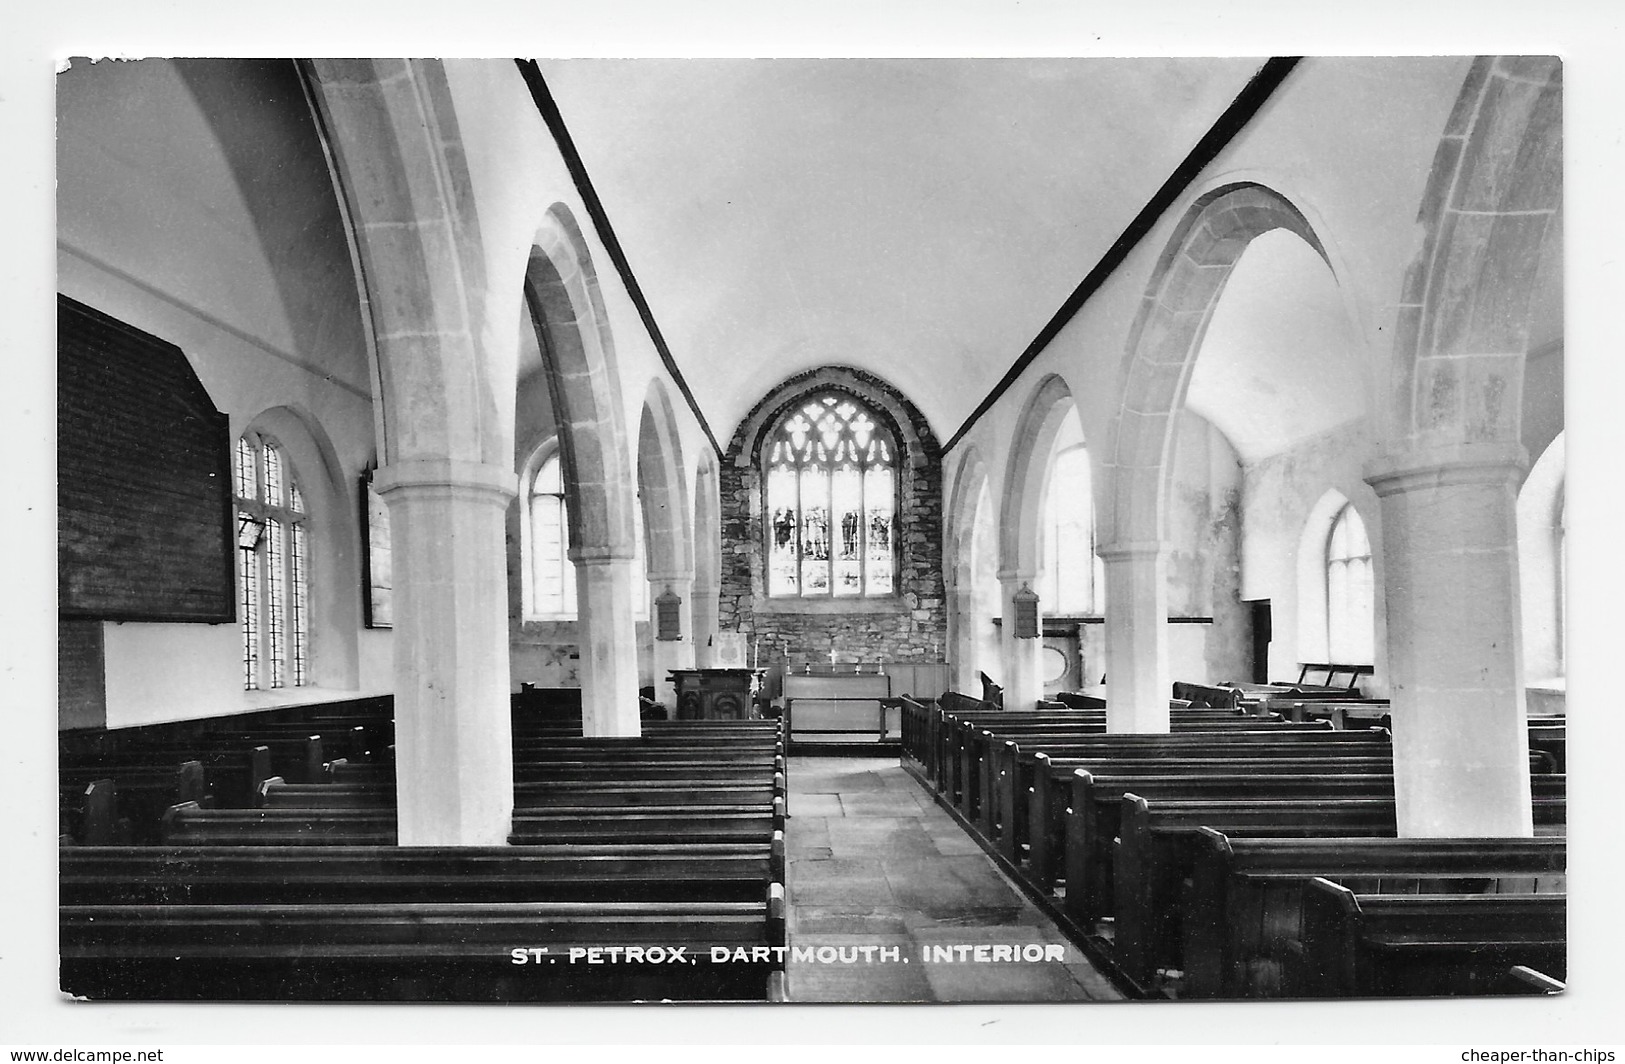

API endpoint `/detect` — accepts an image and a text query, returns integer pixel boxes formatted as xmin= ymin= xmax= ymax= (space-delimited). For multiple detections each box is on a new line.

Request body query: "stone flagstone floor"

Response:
xmin=784 ymin=756 xmax=1123 ymax=1003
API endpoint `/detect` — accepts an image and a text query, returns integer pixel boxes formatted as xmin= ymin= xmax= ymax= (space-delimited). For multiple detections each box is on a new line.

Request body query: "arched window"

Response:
xmin=1041 ymin=443 xmax=1104 ymax=614
xmin=235 ymin=432 xmax=309 ymax=690
xmin=1325 ymin=502 xmax=1374 ymax=665
xmin=528 ymin=451 xmax=576 ymax=618
xmin=765 ymin=393 xmax=897 ymax=598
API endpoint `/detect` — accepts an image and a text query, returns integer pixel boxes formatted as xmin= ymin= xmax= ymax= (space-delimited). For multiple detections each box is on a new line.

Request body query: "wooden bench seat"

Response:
xmin=1182 ymin=832 xmax=1567 ymax=999
xmin=1290 ymin=879 xmax=1565 ymax=997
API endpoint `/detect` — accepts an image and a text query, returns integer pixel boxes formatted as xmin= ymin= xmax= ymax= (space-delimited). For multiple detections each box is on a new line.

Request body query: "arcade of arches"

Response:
xmin=54 ymin=56 xmax=1564 ymax=994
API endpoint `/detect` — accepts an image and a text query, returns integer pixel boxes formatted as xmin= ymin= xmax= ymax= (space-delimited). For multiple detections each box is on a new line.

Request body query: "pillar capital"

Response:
xmin=996 ymin=569 xmax=1038 ymax=585
xmin=1095 ymin=539 xmax=1167 ymax=562
xmin=372 ymin=458 xmax=518 ymax=504
xmin=1364 ymin=442 xmax=1528 ymax=498
xmin=569 ymin=545 xmax=638 ymax=565
xmin=645 ymin=569 xmax=696 ymax=586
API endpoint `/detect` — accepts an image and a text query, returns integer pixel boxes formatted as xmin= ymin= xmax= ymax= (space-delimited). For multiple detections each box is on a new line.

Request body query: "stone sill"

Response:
xmin=752 ymin=595 xmax=912 ymax=616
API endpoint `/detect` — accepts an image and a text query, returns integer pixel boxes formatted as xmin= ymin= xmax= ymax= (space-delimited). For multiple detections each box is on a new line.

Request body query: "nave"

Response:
xmin=47 ymin=54 xmax=1575 ymax=1014
xmin=785 ymin=757 xmax=1120 ymax=1002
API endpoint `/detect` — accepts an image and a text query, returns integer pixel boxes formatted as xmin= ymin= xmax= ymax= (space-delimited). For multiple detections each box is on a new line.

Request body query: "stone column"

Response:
xmin=1367 ymin=444 xmax=1533 ymax=837
xmin=1099 ymin=542 xmax=1170 ymax=734
xmin=997 ymin=571 xmax=1045 ymax=711
xmin=691 ymin=580 xmax=721 ymax=669
xmin=371 ymin=459 xmax=517 ymax=846
xmin=572 ymin=545 xmax=643 ymax=737
xmin=946 ymin=581 xmax=979 ymax=695
xmin=647 ymin=571 xmax=695 ymax=710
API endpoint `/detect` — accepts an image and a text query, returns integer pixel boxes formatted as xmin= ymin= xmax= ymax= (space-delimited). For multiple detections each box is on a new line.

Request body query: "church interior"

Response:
xmin=40 ymin=52 xmax=1583 ymax=1021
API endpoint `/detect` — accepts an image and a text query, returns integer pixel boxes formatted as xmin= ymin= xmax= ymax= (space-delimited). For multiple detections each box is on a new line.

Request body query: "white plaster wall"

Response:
xmin=1238 ymin=419 xmax=1389 ymax=695
xmin=58 ymin=59 xmax=390 ymax=728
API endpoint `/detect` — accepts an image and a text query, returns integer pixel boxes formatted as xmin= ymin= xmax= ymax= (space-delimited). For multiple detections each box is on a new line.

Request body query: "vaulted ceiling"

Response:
xmin=540 ymin=58 xmax=1265 ymax=443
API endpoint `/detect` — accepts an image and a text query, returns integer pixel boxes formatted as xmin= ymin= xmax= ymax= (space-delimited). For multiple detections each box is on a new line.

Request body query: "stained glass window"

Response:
xmin=235 ymin=433 xmax=310 ymax=690
xmin=1326 ymin=503 xmax=1374 ymax=665
xmin=765 ymin=393 xmax=897 ymax=598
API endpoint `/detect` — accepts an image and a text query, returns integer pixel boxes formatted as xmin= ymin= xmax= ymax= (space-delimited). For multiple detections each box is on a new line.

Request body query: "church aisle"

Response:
xmin=784 ymin=756 xmax=1123 ymax=1003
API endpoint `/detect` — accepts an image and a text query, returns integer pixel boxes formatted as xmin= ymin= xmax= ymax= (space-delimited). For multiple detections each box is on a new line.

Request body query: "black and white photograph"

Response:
xmin=5 ymin=0 xmax=1624 ymax=1051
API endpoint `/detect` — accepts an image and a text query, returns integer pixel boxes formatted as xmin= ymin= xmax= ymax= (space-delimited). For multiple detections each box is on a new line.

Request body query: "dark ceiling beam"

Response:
xmin=941 ymin=55 xmax=1302 ymax=454
xmin=514 ymin=59 xmax=725 ymax=459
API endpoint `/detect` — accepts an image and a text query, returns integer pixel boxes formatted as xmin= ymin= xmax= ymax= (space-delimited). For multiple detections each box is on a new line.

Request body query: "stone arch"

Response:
xmin=946 ymin=446 xmax=989 ymax=591
xmin=1103 ymin=182 xmax=1327 ymax=550
xmin=990 ymin=374 xmax=1080 ymax=710
xmin=524 ymin=203 xmax=637 ymax=561
xmin=239 ymin=404 xmax=362 ymax=692
xmin=730 ymin=365 xmax=931 ymax=472
xmin=945 ymin=446 xmax=996 ymax=694
xmin=998 ymin=373 xmax=1080 ymax=580
xmin=1388 ymin=57 xmax=1562 ymax=457
xmin=637 ymin=380 xmax=697 ymax=705
xmin=302 ymin=59 xmax=501 ymax=469
xmin=691 ymin=452 xmax=723 ymax=667
xmin=637 ymin=379 xmax=694 ymax=582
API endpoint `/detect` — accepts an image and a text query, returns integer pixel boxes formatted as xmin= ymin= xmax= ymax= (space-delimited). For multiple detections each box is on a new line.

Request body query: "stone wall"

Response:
xmin=719 ymin=367 xmax=945 ymax=664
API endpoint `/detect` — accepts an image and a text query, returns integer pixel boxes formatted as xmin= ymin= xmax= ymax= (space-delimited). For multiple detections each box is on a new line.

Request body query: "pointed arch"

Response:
xmin=1388 ymin=57 xmax=1562 ymax=456
xmin=524 ymin=203 xmax=637 ymax=561
xmin=302 ymin=59 xmax=502 ymax=468
xmin=637 ymin=378 xmax=695 ymax=582
xmin=998 ymin=374 xmax=1079 ymax=580
xmin=1102 ymin=182 xmax=1327 ymax=550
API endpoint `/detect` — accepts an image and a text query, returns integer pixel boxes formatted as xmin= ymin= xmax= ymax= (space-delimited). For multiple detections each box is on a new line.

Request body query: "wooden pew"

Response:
xmin=160 ymin=803 xmax=397 ymax=845
xmin=61 ymin=837 xmax=787 ymax=906
xmin=61 ymin=887 xmax=787 ymax=1002
xmin=1289 ymin=878 xmax=1565 ymax=997
xmin=1182 ymin=831 xmax=1566 ymax=998
xmin=259 ymin=773 xmax=787 ymax=811
xmin=1046 ymin=756 xmax=1559 ymax=916
xmin=324 ymin=756 xmax=787 ymax=786
xmin=59 ymin=779 xmax=121 ymax=845
xmin=1112 ymin=791 xmax=1567 ymax=992
xmin=969 ymin=727 xmax=1385 ymax=847
xmin=1050 ymin=761 xmax=1402 ymax=915
xmin=59 ymin=761 xmax=210 ymax=842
